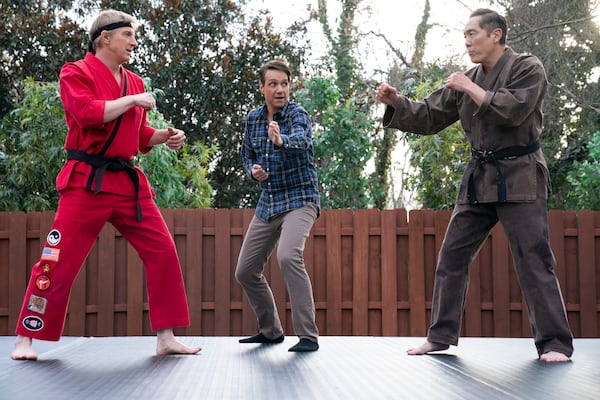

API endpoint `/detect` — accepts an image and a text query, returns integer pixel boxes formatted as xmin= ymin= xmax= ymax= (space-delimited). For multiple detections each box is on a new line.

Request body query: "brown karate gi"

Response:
xmin=383 ymin=48 xmax=573 ymax=357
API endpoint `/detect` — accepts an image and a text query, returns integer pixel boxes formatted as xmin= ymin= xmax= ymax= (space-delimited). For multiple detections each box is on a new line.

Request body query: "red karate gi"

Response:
xmin=15 ymin=53 xmax=191 ymax=341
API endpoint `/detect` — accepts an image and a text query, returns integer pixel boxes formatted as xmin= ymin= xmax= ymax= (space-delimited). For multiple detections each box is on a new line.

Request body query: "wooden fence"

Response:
xmin=1 ymin=209 xmax=598 ymax=338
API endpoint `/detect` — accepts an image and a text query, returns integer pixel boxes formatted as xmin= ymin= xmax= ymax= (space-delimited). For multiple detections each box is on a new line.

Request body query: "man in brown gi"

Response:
xmin=376 ymin=8 xmax=573 ymax=362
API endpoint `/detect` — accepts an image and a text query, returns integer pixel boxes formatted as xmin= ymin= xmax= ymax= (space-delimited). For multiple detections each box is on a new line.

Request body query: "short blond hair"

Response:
xmin=88 ymin=9 xmax=138 ymax=53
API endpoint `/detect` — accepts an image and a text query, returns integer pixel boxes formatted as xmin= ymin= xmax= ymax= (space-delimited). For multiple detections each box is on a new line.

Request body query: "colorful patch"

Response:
xmin=41 ymin=247 xmax=60 ymax=262
xmin=22 ymin=316 xmax=44 ymax=332
xmin=47 ymin=229 xmax=61 ymax=246
xmin=35 ymin=274 xmax=51 ymax=291
xmin=27 ymin=294 xmax=48 ymax=314
xmin=42 ymin=264 xmax=51 ymax=273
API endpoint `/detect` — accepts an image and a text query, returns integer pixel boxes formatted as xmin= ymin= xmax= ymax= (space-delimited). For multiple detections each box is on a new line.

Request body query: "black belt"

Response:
xmin=467 ymin=140 xmax=540 ymax=204
xmin=66 ymin=149 xmax=142 ymax=221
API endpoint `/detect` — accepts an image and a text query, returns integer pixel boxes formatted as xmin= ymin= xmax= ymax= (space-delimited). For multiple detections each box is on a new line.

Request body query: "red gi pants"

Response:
xmin=15 ymin=188 xmax=191 ymax=341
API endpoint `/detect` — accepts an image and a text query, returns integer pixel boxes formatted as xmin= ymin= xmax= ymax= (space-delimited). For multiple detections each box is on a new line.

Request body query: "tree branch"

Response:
xmin=368 ymin=30 xmax=412 ymax=69
xmin=548 ymin=80 xmax=600 ymax=114
xmin=509 ymin=15 xmax=598 ymax=44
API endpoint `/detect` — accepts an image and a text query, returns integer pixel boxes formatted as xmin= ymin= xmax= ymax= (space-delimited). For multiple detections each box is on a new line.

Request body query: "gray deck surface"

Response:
xmin=1 ymin=336 xmax=598 ymax=399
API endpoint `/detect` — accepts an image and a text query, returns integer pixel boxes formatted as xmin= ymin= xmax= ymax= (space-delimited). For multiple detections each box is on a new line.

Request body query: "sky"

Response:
xmin=247 ymin=0 xmax=497 ymax=77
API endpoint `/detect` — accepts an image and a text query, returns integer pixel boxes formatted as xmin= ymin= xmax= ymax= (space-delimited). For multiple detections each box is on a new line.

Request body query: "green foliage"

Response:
xmin=312 ymin=1 xmax=386 ymax=209
xmin=565 ymin=131 xmax=600 ymax=210
xmin=0 ymin=78 xmax=65 ymax=211
xmin=131 ymin=3 xmax=310 ymax=208
xmin=402 ymin=69 xmax=469 ymax=210
xmin=0 ymin=0 xmax=311 ymax=209
xmin=0 ymin=1 xmax=88 ymax=118
xmin=3 ymin=0 xmax=598 ymax=212
xmin=139 ymin=89 xmax=216 ymax=209
xmin=297 ymin=76 xmax=373 ymax=209
xmin=406 ymin=129 xmax=468 ymax=210
xmin=0 ymin=78 xmax=215 ymax=211
xmin=136 ymin=141 xmax=216 ymax=209
xmin=381 ymin=1 xmax=599 ymax=210
xmin=505 ymin=0 xmax=600 ymax=208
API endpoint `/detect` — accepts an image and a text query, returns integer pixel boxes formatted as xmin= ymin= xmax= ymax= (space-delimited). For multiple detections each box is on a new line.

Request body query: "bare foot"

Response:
xmin=406 ymin=340 xmax=449 ymax=355
xmin=156 ymin=329 xmax=201 ymax=356
xmin=11 ymin=335 xmax=38 ymax=361
xmin=540 ymin=351 xmax=570 ymax=363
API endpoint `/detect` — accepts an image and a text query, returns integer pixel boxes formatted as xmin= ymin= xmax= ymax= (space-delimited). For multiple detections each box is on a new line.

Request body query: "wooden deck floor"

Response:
xmin=1 ymin=336 xmax=598 ymax=399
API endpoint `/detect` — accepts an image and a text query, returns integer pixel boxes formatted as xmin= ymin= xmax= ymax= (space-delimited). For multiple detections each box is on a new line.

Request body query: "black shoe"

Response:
xmin=239 ymin=332 xmax=284 ymax=344
xmin=288 ymin=338 xmax=319 ymax=352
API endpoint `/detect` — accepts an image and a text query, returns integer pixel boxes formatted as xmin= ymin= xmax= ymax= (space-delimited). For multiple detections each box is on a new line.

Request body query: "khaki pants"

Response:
xmin=428 ymin=169 xmax=573 ymax=357
xmin=235 ymin=204 xmax=319 ymax=342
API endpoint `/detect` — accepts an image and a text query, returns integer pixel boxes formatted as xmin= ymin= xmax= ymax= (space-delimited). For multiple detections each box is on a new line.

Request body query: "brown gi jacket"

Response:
xmin=383 ymin=48 xmax=550 ymax=204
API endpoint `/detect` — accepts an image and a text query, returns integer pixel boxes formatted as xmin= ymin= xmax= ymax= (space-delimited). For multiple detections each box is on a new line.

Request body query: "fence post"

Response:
xmin=352 ymin=210 xmax=369 ymax=335
xmin=325 ymin=210 xmax=343 ymax=335
xmin=214 ymin=209 xmax=232 ymax=335
xmin=381 ymin=210 xmax=399 ymax=336
xmin=7 ymin=212 xmax=27 ymax=334
xmin=578 ymin=210 xmax=598 ymax=337
xmin=408 ymin=210 xmax=427 ymax=336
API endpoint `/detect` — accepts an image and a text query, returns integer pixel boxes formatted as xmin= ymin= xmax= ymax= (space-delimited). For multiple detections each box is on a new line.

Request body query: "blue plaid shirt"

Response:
xmin=241 ymin=101 xmax=320 ymax=221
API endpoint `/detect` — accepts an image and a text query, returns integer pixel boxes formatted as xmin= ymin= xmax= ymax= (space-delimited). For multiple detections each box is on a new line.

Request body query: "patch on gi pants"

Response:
xmin=41 ymin=247 xmax=60 ymax=262
xmin=47 ymin=229 xmax=61 ymax=246
xmin=27 ymin=294 xmax=48 ymax=314
xmin=22 ymin=316 xmax=44 ymax=332
xmin=35 ymin=274 xmax=51 ymax=291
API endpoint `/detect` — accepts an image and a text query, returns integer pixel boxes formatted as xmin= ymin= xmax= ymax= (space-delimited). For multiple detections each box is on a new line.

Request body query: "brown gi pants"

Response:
xmin=427 ymin=169 xmax=574 ymax=357
xmin=235 ymin=204 xmax=319 ymax=342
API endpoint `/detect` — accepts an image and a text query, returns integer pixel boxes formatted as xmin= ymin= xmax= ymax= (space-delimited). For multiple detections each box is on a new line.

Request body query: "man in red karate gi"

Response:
xmin=11 ymin=9 xmax=201 ymax=360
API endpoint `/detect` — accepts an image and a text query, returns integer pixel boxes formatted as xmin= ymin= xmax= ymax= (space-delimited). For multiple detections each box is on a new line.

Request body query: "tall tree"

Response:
xmin=133 ymin=1 xmax=310 ymax=208
xmin=0 ymin=0 xmax=311 ymax=209
xmin=403 ymin=68 xmax=469 ymax=210
xmin=310 ymin=0 xmax=378 ymax=208
xmin=370 ymin=0 xmax=435 ymax=209
xmin=0 ymin=0 xmax=87 ymax=118
xmin=377 ymin=0 xmax=600 ymax=210
xmin=315 ymin=0 xmax=364 ymax=100
xmin=502 ymin=0 xmax=600 ymax=208
xmin=297 ymin=77 xmax=373 ymax=209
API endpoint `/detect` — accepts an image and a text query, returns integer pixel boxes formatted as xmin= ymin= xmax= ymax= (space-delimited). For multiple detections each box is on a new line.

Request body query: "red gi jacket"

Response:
xmin=57 ymin=53 xmax=155 ymax=198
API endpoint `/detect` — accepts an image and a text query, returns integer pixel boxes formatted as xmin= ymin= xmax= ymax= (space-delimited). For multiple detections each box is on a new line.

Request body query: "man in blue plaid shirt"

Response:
xmin=235 ymin=59 xmax=321 ymax=352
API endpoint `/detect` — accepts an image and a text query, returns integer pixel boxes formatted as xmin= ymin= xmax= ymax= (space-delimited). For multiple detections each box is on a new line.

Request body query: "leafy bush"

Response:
xmin=565 ymin=131 xmax=600 ymax=210
xmin=0 ymin=78 xmax=65 ymax=211
xmin=296 ymin=76 xmax=374 ymax=209
xmin=403 ymin=75 xmax=469 ymax=210
xmin=0 ymin=78 xmax=215 ymax=211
